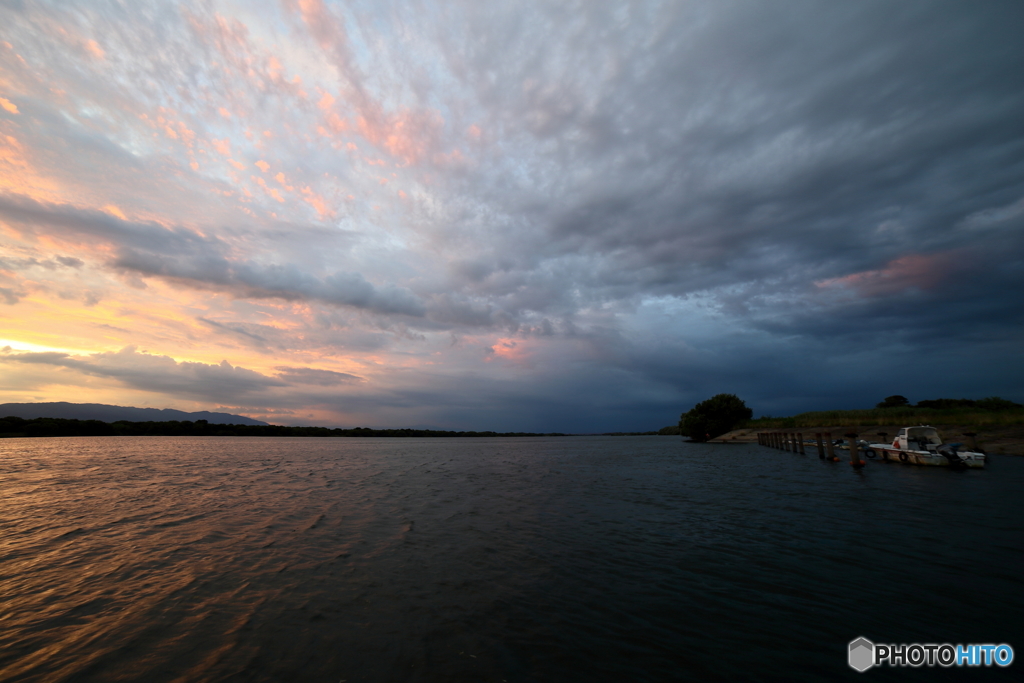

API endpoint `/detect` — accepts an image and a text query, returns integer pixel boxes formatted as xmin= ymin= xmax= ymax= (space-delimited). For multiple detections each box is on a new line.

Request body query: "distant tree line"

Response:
xmin=601 ymin=430 xmax=661 ymax=436
xmin=0 ymin=416 xmax=568 ymax=439
xmin=875 ymin=395 xmax=1021 ymax=410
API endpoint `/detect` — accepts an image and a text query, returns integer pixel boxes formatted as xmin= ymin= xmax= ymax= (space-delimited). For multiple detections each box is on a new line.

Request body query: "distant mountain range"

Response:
xmin=0 ymin=402 xmax=268 ymax=426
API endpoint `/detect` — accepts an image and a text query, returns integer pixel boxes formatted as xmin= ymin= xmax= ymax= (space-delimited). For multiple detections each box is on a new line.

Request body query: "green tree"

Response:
xmin=876 ymin=395 xmax=909 ymax=408
xmin=680 ymin=394 xmax=752 ymax=442
xmin=974 ymin=397 xmax=1021 ymax=411
xmin=915 ymin=398 xmax=973 ymax=409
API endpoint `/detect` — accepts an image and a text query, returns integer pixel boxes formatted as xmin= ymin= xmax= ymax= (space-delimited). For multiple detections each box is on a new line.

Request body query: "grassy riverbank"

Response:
xmin=719 ymin=408 xmax=1024 ymax=455
xmin=745 ymin=406 xmax=1024 ymax=429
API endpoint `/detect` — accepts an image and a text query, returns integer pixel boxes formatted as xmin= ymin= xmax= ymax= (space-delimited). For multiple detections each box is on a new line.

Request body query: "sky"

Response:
xmin=1 ymin=0 xmax=1022 ymax=432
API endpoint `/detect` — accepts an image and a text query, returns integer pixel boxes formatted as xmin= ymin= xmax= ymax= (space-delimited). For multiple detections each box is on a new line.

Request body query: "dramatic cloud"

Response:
xmin=0 ymin=1 xmax=1021 ymax=430
xmin=1 ymin=346 xmax=284 ymax=402
xmin=0 ymin=194 xmax=425 ymax=316
xmin=274 ymin=366 xmax=362 ymax=386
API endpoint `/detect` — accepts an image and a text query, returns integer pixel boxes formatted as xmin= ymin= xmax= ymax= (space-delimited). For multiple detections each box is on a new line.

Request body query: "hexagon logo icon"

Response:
xmin=849 ymin=637 xmax=874 ymax=672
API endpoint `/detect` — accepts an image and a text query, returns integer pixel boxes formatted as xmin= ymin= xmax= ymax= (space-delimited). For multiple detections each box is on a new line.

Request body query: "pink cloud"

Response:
xmin=183 ymin=10 xmax=308 ymax=115
xmin=267 ymin=55 xmax=284 ymax=79
xmin=317 ymin=91 xmax=335 ymax=111
xmin=285 ymin=0 xmax=447 ymax=165
xmin=816 ymin=252 xmax=962 ymax=297
xmin=300 ymin=186 xmax=332 ymax=218
xmin=274 ymin=172 xmax=294 ymax=191
xmin=84 ymin=39 xmax=105 ymax=60
xmin=357 ymin=109 xmax=445 ymax=166
xmin=485 ymin=337 xmax=535 ymax=367
xmin=254 ymin=176 xmax=285 ymax=203
xmin=212 ymin=138 xmax=231 ymax=156
xmin=324 ymin=112 xmax=348 ymax=134
xmin=175 ymin=123 xmax=195 ymax=146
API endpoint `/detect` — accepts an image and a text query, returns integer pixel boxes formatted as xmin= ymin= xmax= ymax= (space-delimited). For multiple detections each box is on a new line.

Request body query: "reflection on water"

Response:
xmin=0 ymin=436 xmax=1021 ymax=681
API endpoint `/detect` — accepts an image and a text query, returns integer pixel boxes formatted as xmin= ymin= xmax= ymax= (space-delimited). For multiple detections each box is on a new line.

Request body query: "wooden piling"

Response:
xmin=797 ymin=433 xmax=805 ymax=454
xmin=824 ymin=432 xmax=836 ymax=461
xmin=846 ymin=431 xmax=864 ymax=468
xmin=815 ymin=433 xmax=824 ymax=459
xmin=964 ymin=431 xmax=979 ymax=452
xmin=784 ymin=433 xmax=792 ymax=452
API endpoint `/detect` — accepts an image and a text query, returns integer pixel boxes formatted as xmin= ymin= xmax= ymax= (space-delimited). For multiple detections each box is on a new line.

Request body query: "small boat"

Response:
xmin=867 ymin=425 xmax=985 ymax=469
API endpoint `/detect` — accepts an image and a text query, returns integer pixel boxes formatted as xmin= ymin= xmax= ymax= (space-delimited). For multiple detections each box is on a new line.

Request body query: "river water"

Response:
xmin=0 ymin=436 xmax=1020 ymax=682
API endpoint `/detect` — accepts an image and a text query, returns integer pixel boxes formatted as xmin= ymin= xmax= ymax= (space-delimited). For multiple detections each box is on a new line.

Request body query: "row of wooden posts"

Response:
xmin=757 ymin=431 xmax=866 ymax=468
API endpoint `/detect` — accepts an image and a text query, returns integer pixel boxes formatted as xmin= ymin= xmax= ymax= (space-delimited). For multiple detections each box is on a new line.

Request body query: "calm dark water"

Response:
xmin=0 ymin=436 xmax=1020 ymax=682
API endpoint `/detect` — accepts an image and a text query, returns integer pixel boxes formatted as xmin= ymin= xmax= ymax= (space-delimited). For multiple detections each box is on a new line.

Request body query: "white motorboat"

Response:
xmin=867 ymin=425 xmax=985 ymax=469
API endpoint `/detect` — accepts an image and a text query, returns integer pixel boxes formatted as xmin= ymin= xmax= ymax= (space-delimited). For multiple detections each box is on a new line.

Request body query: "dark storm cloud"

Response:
xmin=0 ymin=346 xmax=366 ymax=405
xmin=440 ymin=1 xmax=1024 ymax=334
xmin=0 ymin=346 xmax=285 ymax=402
xmin=198 ymin=318 xmax=270 ymax=345
xmin=274 ymin=366 xmax=362 ymax=386
xmin=404 ymin=2 xmax=1024 ymax=427
xmin=0 ymin=193 xmax=426 ymax=316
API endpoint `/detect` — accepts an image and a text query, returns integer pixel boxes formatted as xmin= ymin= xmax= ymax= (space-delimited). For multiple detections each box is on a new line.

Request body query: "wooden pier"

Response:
xmin=758 ymin=430 xmax=843 ymax=463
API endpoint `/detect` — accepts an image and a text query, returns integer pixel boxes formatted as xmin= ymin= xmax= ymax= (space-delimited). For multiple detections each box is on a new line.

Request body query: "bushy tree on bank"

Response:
xmin=679 ymin=394 xmax=752 ymax=442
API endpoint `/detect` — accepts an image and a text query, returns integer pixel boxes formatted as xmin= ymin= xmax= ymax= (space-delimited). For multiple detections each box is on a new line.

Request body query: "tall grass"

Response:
xmin=743 ymin=407 xmax=1024 ymax=429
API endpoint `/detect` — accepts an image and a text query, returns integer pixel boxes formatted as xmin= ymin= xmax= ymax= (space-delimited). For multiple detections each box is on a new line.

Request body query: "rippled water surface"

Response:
xmin=1 ymin=436 xmax=1021 ymax=682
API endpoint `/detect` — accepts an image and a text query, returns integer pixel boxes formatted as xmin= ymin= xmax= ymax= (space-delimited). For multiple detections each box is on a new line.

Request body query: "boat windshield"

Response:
xmin=907 ymin=427 xmax=941 ymax=446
